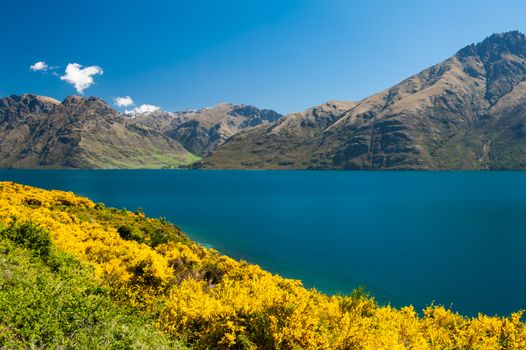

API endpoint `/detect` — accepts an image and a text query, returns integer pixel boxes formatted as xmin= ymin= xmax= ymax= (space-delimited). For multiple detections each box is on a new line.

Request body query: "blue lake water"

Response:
xmin=1 ymin=169 xmax=525 ymax=316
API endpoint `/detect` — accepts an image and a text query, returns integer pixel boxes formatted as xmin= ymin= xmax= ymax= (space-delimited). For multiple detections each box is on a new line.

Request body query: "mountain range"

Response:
xmin=201 ymin=31 xmax=526 ymax=169
xmin=0 ymin=95 xmax=197 ymax=168
xmin=3 ymin=31 xmax=526 ymax=169
xmin=0 ymin=95 xmax=281 ymax=168
xmin=130 ymin=103 xmax=281 ymax=156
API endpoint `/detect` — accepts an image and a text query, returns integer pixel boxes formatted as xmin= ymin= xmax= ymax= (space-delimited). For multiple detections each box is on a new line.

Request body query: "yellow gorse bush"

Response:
xmin=0 ymin=181 xmax=524 ymax=349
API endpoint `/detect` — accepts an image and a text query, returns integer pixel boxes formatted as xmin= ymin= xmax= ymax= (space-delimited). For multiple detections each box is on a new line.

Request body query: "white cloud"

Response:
xmin=114 ymin=96 xmax=134 ymax=107
xmin=125 ymin=104 xmax=160 ymax=115
xmin=60 ymin=63 xmax=103 ymax=93
xmin=30 ymin=61 xmax=48 ymax=71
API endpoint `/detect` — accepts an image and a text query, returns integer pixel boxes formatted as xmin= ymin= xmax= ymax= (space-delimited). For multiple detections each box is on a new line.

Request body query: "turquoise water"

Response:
xmin=1 ymin=170 xmax=525 ymax=316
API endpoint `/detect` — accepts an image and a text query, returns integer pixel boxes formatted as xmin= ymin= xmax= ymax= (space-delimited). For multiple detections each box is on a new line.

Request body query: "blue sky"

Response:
xmin=2 ymin=0 xmax=526 ymax=114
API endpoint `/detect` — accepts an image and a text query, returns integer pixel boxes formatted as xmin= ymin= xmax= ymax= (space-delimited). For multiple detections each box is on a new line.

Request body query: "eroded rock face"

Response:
xmin=202 ymin=31 xmax=526 ymax=169
xmin=130 ymin=103 xmax=282 ymax=156
xmin=0 ymin=95 xmax=195 ymax=168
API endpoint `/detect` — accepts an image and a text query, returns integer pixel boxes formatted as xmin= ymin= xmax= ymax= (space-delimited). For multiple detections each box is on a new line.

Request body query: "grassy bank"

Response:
xmin=0 ymin=181 xmax=524 ymax=349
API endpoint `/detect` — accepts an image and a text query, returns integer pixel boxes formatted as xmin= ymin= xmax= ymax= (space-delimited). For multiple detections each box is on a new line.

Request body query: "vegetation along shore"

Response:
xmin=0 ymin=181 xmax=524 ymax=349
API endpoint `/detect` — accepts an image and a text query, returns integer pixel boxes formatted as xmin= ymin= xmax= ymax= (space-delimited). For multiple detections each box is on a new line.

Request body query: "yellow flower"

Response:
xmin=1 ymin=181 xmax=525 ymax=350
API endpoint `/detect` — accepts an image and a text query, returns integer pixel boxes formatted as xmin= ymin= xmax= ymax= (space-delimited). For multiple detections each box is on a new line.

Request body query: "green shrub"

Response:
xmin=2 ymin=219 xmax=52 ymax=259
xmin=117 ymin=224 xmax=145 ymax=243
xmin=0 ymin=237 xmax=187 ymax=350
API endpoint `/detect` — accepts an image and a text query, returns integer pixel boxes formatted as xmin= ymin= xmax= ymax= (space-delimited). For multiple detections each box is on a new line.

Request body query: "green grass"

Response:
xmin=0 ymin=221 xmax=189 ymax=350
xmin=82 ymin=138 xmax=202 ymax=169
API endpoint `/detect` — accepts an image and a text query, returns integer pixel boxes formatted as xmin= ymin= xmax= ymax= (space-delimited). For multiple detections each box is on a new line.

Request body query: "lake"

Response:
xmin=1 ymin=169 xmax=525 ymax=316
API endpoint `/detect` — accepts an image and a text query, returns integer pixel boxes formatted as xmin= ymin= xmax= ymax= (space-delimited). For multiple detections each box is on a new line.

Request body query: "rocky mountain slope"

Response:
xmin=0 ymin=94 xmax=197 ymax=168
xmin=130 ymin=103 xmax=282 ymax=156
xmin=199 ymin=100 xmax=356 ymax=168
xmin=201 ymin=31 xmax=526 ymax=169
